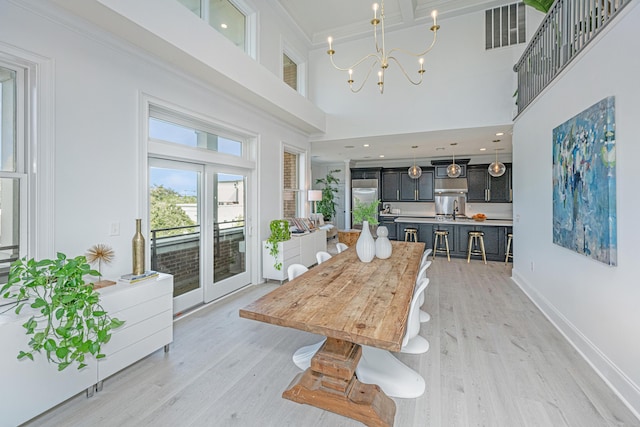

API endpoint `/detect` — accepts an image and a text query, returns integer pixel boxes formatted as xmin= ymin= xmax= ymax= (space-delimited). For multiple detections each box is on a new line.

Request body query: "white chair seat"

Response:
xmin=401 ymin=278 xmax=430 ymax=354
xmin=416 ymin=260 xmax=432 ymax=322
xmin=316 ymin=251 xmax=332 ymax=265
xmin=287 ymin=264 xmax=308 ymax=281
xmin=355 ymin=346 xmax=425 ymax=399
xmin=292 ymin=338 xmax=326 ymax=370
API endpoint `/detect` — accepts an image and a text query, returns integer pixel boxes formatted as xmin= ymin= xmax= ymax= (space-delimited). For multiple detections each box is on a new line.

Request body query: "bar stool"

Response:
xmin=467 ymin=231 xmax=487 ymax=264
xmin=404 ymin=227 xmax=418 ymax=242
xmin=432 ymin=230 xmax=450 ymax=261
xmin=505 ymin=233 xmax=514 ymax=264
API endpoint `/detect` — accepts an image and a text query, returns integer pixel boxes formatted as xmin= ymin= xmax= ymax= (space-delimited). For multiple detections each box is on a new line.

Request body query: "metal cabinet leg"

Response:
xmin=96 ymin=381 xmax=104 ymax=392
xmin=164 ymin=344 xmax=171 ymax=353
xmin=86 ymin=385 xmax=96 ymax=398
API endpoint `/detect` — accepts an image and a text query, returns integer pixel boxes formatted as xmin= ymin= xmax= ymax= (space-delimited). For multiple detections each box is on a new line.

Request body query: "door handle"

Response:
xmin=397 ymin=190 xmax=399 ymax=200
xmin=487 ymin=189 xmax=491 ymax=201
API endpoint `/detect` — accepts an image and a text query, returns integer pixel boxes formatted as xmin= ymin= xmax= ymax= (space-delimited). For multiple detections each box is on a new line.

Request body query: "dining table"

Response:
xmin=239 ymin=240 xmax=425 ymax=427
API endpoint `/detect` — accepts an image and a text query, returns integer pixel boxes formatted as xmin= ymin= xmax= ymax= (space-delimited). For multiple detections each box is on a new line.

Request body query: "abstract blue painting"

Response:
xmin=552 ymin=96 xmax=616 ymax=266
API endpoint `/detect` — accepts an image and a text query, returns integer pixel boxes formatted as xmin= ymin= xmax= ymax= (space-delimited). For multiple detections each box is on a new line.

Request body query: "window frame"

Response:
xmin=281 ymin=40 xmax=307 ymax=97
xmin=0 ymin=48 xmax=54 ymax=264
xmin=282 ymin=144 xmax=307 ymax=218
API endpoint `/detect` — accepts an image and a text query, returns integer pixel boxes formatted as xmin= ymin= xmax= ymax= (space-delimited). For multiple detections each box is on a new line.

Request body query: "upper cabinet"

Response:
xmin=382 ymin=168 xmax=434 ymax=202
xmin=467 ymin=164 xmax=512 ymax=203
xmin=351 ymin=168 xmax=382 ymax=180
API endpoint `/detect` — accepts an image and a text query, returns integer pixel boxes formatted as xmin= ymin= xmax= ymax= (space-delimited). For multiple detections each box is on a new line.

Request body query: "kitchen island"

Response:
xmin=379 ymin=214 xmax=513 ymax=262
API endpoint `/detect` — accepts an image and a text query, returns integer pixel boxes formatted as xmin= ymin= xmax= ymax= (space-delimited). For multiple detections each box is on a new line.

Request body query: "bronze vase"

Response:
xmin=132 ymin=218 xmax=145 ymax=275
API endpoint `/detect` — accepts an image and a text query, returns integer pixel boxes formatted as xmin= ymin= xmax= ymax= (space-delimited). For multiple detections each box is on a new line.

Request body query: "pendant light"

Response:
xmin=408 ymin=146 xmax=422 ymax=179
xmin=488 ymin=140 xmax=506 ymax=177
xmin=446 ymin=143 xmax=461 ymax=178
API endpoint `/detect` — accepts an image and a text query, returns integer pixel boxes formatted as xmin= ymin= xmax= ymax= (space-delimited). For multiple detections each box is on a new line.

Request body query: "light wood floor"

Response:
xmin=25 ymin=257 xmax=639 ymax=427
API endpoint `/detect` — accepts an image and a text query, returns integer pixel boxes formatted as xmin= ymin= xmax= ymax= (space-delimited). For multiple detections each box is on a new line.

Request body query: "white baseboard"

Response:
xmin=511 ymin=269 xmax=640 ymax=421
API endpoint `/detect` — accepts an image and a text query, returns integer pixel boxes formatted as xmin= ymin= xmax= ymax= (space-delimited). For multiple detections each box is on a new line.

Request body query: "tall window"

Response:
xmin=177 ymin=0 xmax=251 ymax=53
xmin=0 ymin=63 xmax=23 ymax=284
xmin=283 ymin=151 xmax=299 ymax=218
xmin=283 ymin=53 xmax=297 ymax=91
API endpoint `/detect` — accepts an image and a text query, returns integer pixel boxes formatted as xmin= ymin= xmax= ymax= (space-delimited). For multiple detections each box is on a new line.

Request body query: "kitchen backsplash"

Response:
xmin=381 ymin=201 xmax=513 ymax=219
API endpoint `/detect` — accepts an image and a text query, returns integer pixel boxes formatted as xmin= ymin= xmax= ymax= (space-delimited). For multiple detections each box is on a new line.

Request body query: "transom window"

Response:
xmin=149 ymin=115 xmax=243 ymax=158
xmin=177 ymin=0 xmax=248 ymax=52
xmin=283 ymin=53 xmax=297 ymax=91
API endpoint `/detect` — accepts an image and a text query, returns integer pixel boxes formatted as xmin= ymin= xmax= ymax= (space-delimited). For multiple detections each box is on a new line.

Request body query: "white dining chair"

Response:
xmin=401 ymin=278 xmax=430 ymax=354
xmin=292 ymin=339 xmax=326 ymax=370
xmin=316 ymin=251 xmax=332 ymax=265
xmin=287 ymin=264 xmax=308 ymax=281
xmin=335 ymin=242 xmax=349 ymax=253
xmin=355 ymin=278 xmax=430 ymax=398
xmin=420 ymin=248 xmax=433 ymax=268
xmin=416 ymin=260 xmax=432 ymax=323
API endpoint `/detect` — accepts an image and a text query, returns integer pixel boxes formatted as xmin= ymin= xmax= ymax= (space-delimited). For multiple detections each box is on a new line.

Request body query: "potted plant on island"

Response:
xmin=0 ymin=253 xmax=124 ymax=371
xmin=264 ymin=219 xmax=291 ymax=271
xmin=315 ymin=169 xmax=341 ymax=222
xmin=351 ymin=198 xmax=381 ymax=263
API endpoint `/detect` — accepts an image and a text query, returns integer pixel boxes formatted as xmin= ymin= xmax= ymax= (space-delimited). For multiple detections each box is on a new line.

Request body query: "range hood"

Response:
xmin=434 ymin=178 xmax=468 ymax=194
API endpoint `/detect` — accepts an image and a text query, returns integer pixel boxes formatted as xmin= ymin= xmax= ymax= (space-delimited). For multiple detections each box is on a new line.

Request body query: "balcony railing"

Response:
xmin=514 ymin=0 xmax=630 ymax=115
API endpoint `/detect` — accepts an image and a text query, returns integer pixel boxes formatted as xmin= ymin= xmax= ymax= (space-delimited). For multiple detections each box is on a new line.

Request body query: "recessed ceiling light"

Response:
xmin=435 ymin=147 xmax=445 ymax=151
xmin=480 ymin=148 xmax=487 ymax=151
xmin=493 ymin=139 xmax=501 ymax=142
xmin=450 ymin=142 xmax=458 ymax=146
xmin=363 ymin=144 xmax=370 ymax=147
xmin=221 ymin=23 xmax=228 ymax=29
xmin=496 ymin=132 xmax=504 ymax=136
xmin=344 ymin=145 xmax=355 ymax=149
xmin=379 ymin=155 xmax=385 ymax=158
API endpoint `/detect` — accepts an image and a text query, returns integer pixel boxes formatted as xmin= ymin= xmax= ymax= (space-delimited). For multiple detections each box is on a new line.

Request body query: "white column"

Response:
xmin=344 ymin=160 xmax=352 ymax=229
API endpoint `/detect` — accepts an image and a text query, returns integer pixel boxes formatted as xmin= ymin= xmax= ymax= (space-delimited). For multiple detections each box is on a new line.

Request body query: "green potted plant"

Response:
xmin=264 ymin=219 xmax=291 ymax=271
xmin=352 ymin=198 xmax=380 ymax=227
xmin=315 ymin=169 xmax=341 ymax=221
xmin=1 ymin=253 xmax=124 ymax=371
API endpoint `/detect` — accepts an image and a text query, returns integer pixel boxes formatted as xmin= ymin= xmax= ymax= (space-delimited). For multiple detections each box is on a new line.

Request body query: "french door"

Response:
xmin=149 ymin=159 xmax=250 ymax=314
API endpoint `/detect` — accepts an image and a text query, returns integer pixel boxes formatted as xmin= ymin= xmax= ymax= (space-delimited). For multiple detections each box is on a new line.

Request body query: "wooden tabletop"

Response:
xmin=240 ymin=241 xmax=425 ymax=352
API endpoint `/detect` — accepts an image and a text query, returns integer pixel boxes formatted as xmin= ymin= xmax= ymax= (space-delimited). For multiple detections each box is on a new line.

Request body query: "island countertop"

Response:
xmin=393 ymin=216 xmax=513 ymax=227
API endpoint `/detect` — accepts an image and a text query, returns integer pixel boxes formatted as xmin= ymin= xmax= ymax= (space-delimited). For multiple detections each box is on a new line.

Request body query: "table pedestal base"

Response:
xmin=282 ymin=338 xmax=396 ymax=427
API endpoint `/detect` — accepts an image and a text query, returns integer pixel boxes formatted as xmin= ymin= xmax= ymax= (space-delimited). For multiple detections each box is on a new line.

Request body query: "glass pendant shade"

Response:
xmin=488 ymin=148 xmax=506 ymax=177
xmin=488 ymin=161 xmax=506 ymax=177
xmin=447 ymin=163 xmax=462 ymax=178
xmin=408 ymin=164 xmax=422 ymax=179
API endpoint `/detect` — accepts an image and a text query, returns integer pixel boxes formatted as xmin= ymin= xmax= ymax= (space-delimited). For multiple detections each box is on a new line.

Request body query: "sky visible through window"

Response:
xmin=149 ymin=118 xmax=242 ymax=195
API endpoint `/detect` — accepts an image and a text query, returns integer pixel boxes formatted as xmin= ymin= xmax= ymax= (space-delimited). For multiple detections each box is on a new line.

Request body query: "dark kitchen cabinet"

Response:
xmin=382 ymin=167 xmax=434 ymax=202
xmin=466 ymin=164 xmax=512 ymax=203
xmin=351 ymin=168 xmax=382 ymax=180
xmin=381 ymin=170 xmax=401 ymax=201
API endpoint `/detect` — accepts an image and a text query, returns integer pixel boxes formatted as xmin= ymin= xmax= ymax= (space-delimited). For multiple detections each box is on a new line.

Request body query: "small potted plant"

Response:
xmin=264 ymin=220 xmax=291 ymax=270
xmin=1 ymin=253 xmax=124 ymax=371
xmin=351 ymin=198 xmax=380 ymax=263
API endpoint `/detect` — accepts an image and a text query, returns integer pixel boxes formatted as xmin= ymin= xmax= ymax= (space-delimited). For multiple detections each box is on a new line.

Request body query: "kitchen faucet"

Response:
xmin=453 ymin=200 xmax=459 ymax=221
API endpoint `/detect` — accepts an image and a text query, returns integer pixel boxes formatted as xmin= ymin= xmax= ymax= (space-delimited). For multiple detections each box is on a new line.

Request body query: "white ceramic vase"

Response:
xmin=356 ymin=220 xmax=376 ymax=263
xmin=375 ymin=225 xmax=392 ymax=259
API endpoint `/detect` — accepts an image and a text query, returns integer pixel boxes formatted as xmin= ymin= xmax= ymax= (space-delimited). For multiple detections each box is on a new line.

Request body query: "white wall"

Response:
xmin=0 ymin=0 xmax=310 ymax=284
xmin=308 ymin=9 xmax=543 ymax=142
xmin=512 ymin=2 xmax=640 ymax=416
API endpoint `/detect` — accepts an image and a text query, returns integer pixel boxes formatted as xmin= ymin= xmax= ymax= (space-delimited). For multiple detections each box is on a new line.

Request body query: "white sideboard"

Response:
xmin=263 ymin=230 xmax=327 ymax=281
xmin=0 ymin=273 xmax=173 ymax=426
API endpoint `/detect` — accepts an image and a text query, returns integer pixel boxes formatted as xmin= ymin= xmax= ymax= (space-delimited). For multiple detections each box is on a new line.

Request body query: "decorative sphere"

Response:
xmin=447 ymin=163 xmax=462 ymax=178
xmin=488 ymin=161 xmax=506 ymax=177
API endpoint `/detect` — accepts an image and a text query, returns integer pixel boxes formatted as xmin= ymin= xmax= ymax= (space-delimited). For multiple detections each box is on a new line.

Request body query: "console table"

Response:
xmin=0 ymin=273 xmax=173 ymax=426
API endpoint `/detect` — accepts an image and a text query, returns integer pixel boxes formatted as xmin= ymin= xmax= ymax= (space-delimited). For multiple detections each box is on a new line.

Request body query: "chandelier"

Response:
xmin=326 ymin=1 xmax=440 ymax=94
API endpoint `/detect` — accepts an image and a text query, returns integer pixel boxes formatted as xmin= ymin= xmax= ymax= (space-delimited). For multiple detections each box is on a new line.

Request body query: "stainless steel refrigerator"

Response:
xmin=352 ymin=179 xmax=379 ymax=229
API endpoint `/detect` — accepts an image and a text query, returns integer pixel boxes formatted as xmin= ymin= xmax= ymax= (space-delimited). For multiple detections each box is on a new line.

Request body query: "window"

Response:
xmin=177 ymin=0 xmax=252 ymax=54
xmin=0 ymin=63 xmax=24 ymax=283
xmin=283 ymin=150 xmax=303 ymax=218
xmin=149 ymin=112 xmax=243 ymax=157
xmin=283 ymin=53 xmax=297 ymax=91
xmin=485 ymin=2 xmax=526 ymax=50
